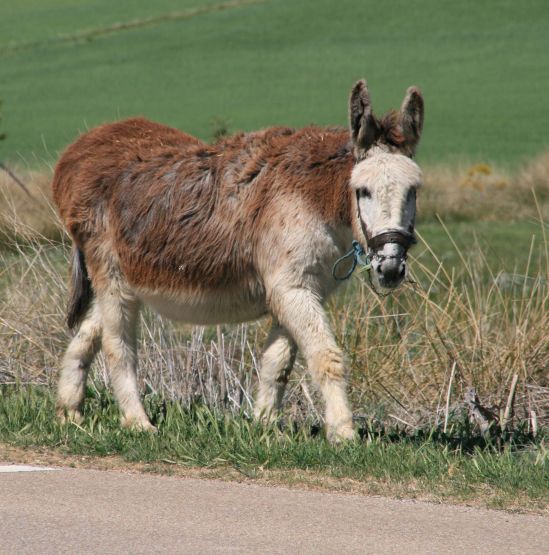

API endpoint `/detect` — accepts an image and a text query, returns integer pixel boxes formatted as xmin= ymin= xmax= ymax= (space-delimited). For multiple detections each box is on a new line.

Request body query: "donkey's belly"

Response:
xmin=137 ymin=287 xmax=268 ymax=325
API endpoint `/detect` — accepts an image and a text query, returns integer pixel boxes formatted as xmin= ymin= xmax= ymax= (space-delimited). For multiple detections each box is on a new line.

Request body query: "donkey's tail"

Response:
xmin=67 ymin=246 xmax=94 ymax=330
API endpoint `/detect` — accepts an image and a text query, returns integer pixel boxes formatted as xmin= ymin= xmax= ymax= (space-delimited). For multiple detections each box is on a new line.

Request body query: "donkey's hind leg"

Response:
xmin=57 ymin=301 xmax=102 ymax=423
xmin=254 ymin=323 xmax=297 ymax=420
xmin=97 ymin=288 xmax=155 ymax=431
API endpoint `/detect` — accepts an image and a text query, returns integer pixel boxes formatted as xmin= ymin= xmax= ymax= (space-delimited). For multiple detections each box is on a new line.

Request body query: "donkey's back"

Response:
xmin=53 ymin=118 xmax=293 ymax=326
xmin=53 ymin=117 xmax=201 ymax=231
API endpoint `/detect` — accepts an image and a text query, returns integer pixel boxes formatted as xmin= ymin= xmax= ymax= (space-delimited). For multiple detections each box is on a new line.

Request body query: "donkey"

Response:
xmin=52 ymin=79 xmax=424 ymax=441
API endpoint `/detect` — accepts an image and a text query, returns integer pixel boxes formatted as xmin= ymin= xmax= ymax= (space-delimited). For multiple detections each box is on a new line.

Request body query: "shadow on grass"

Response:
xmin=283 ymin=417 xmax=542 ymax=455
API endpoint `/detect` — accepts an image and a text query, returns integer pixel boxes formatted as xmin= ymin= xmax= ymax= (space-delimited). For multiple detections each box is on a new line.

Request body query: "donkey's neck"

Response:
xmin=277 ymin=127 xmax=355 ymax=230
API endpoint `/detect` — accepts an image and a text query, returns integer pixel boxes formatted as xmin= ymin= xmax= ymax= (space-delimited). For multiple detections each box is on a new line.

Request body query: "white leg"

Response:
xmin=269 ymin=287 xmax=355 ymax=442
xmin=57 ymin=301 xmax=102 ymax=423
xmin=98 ymin=289 xmax=155 ymax=431
xmin=254 ymin=324 xmax=297 ymax=420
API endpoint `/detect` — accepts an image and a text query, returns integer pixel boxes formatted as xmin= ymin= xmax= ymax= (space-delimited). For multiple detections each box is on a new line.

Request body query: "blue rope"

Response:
xmin=332 ymin=240 xmax=372 ymax=281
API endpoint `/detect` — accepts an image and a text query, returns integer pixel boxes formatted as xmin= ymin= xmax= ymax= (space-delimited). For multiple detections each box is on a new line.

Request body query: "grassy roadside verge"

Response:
xmin=1 ymin=386 xmax=547 ymax=514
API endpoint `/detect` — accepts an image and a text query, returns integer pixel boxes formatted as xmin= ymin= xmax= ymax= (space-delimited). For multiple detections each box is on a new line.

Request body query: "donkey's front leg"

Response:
xmin=254 ymin=323 xmax=297 ymax=421
xmin=270 ymin=288 xmax=355 ymax=442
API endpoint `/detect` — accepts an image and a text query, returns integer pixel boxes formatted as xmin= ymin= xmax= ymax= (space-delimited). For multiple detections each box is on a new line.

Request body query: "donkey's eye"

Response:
xmin=360 ymin=188 xmax=371 ymax=199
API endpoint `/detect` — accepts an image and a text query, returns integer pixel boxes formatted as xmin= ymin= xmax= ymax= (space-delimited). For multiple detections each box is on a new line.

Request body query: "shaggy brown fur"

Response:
xmin=53 ymin=119 xmax=360 ymax=321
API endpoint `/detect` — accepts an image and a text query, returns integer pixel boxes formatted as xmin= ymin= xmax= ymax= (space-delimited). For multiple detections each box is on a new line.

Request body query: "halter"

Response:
xmin=331 ymin=231 xmax=415 ymax=282
xmin=332 ymin=191 xmax=416 ymax=285
xmin=367 ymin=229 xmax=416 ymax=251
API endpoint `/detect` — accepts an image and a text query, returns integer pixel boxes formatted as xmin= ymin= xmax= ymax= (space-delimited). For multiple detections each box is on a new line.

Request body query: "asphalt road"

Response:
xmin=0 ymin=466 xmax=547 ymax=554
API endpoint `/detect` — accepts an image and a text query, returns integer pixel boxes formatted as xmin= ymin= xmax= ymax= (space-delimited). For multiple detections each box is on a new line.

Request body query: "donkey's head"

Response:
xmin=349 ymin=79 xmax=424 ymax=289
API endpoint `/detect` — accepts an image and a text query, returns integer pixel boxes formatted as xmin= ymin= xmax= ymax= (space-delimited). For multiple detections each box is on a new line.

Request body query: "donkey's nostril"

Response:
xmin=376 ymin=256 xmax=406 ymax=288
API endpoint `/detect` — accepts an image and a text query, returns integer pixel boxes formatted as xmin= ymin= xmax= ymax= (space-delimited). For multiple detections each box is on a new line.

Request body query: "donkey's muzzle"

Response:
xmin=372 ymin=244 xmax=406 ymax=289
xmin=369 ymin=232 xmax=414 ymax=289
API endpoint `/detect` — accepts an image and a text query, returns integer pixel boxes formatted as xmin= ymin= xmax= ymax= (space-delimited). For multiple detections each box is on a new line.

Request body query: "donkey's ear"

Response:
xmin=400 ymin=86 xmax=424 ymax=153
xmin=349 ymin=79 xmax=379 ymax=153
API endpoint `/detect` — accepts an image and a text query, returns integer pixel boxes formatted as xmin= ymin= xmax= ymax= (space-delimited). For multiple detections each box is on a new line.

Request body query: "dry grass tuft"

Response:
xmin=0 ymin=165 xmax=61 ymax=246
xmin=337 ymin=227 xmax=549 ymax=431
xmin=517 ymin=151 xmax=549 ymax=203
xmin=420 ymin=152 xmax=549 ymax=222
xmin=0 ymin=226 xmax=547 ymax=432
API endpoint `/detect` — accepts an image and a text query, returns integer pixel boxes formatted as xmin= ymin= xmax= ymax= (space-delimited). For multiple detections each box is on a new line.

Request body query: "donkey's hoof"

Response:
xmin=327 ymin=423 xmax=357 ymax=444
xmin=121 ymin=416 xmax=158 ymax=433
xmin=57 ymin=407 xmax=83 ymax=425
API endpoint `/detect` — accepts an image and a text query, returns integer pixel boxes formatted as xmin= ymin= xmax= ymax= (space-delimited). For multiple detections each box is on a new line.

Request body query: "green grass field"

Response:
xmin=418 ymin=221 xmax=546 ymax=274
xmin=1 ymin=386 xmax=547 ymax=512
xmin=1 ymin=0 xmax=549 ymax=166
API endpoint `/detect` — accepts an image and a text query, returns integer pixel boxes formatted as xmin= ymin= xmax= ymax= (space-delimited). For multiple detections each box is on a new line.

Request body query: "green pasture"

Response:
xmin=417 ymin=220 xmax=547 ymax=274
xmin=1 ymin=0 xmax=548 ymax=166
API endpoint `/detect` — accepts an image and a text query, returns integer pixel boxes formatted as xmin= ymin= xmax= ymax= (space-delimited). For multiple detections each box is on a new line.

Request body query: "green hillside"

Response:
xmin=1 ymin=0 xmax=548 ymax=166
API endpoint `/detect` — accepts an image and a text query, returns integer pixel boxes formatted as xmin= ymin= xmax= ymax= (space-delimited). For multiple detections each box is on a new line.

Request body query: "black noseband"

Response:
xmin=367 ymin=230 xmax=417 ymax=252
xmin=354 ymin=190 xmax=417 ymax=253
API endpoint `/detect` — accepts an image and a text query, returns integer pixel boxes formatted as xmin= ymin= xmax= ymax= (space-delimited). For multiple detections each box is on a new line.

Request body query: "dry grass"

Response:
xmin=1 ymin=226 xmax=547 ymax=432
xmin=0 ymin=165 xmax=60 ymax=245
xmin=337 ymin=225 xmax=549 ymax=431
xmin=420 ymin=153 xmax=549 ymax=222
xmin=0 ymin=155 xmax=548 ymax=431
